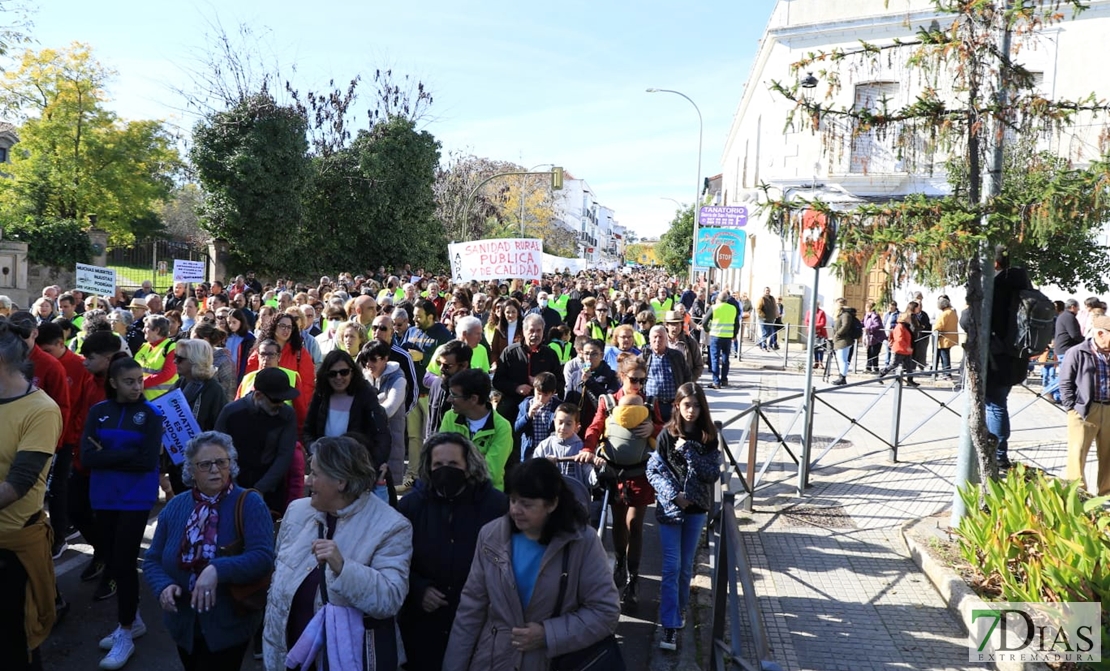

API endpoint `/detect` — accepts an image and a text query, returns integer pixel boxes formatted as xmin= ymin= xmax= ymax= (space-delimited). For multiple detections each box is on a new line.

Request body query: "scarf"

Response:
xmin=179 ymin=481 xmax=234 ymax=590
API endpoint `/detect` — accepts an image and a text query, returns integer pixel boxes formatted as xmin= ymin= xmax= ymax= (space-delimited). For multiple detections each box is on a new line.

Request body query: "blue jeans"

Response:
xmin=659 ymin=512 xmax=707 ymax=629
xmin=985 ymin=382 xmax=1012 ymax=458
xmin=835 ymin=346 xmax=850 ymax=377
xmin=709 ymin=337 xmax=732 ymax=385
xmin=760 ymin=323 xmax=776 ymax=348
xmin=1042 ymin=364 xmax=1060 ymax=401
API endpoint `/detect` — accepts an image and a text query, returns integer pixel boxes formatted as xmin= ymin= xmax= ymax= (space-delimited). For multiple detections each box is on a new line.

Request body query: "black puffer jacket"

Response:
xmin=304 ymin=385 xmax=391 ymax=467
xmin=397 ymin=479 xmax=508 ymax=671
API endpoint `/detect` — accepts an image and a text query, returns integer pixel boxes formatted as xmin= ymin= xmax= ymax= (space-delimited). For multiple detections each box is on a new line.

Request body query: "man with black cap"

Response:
xmin=215 ymin=367 xmax=298 ymax=513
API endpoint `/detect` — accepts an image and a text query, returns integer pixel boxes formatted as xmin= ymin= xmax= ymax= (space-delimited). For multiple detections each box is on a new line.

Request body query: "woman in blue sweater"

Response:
xmin=143 ymin=431 xmax=275 ymax=671
xmin=80 ymin=356 xmax=165 ymax=670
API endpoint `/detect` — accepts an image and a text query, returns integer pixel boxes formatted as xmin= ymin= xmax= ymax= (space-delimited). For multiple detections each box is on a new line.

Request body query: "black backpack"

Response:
xmin=848 ymin=315 xmax=864 ymax=341
xmin=1007 ymin=289 xmax=1055 ymax=359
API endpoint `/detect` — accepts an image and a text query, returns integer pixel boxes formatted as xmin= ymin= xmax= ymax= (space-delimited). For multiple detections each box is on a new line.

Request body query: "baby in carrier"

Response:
xmin=601 ymin=394 xmax=655 ymax=477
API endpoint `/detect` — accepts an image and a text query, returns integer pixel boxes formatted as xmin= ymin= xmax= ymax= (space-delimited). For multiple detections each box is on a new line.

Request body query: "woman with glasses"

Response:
xmin=603 ymin=324 xmax=641 ymax=371
xmin=304 ymin=350 xmax=391 ymax=468
xmin=577 ymin=353 xmax=662 ymax=610
xmin=244 ymin=311 xmax=316 ymax=434
xmin=143 ymin=431 xmax=275 ymax=671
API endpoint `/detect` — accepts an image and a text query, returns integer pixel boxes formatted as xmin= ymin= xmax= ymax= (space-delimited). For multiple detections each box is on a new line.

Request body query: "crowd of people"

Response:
xmin=0 ymin=266 xmax=731 ymax=671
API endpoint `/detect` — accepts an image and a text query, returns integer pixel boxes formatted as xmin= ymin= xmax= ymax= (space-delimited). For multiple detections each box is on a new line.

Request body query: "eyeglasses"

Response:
xmin=194 ymin=458 xmax=230 ymax=472
xmin=275 ymin=322 xmax=293 ymax=330
xmin=327 ymin=368 xmax=353 ymax=379
xmin=371 ymin=324 xmax=391 ymax=331
xmin=636 ymin=320 xmax=649 ymax=325
xmin=628 ymin=376 xmax=647 ymax=385
xmin=259 ymin=350 xmax=280 ymax=358
xmin=448 ymin=390 xmax=468 ymax=399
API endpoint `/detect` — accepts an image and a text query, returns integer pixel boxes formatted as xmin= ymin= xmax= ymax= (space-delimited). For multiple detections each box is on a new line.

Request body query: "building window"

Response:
xmin=850 ymin=82 xmax=899 ymax=174
xmin=0 ymin=146 xmax=9 ymax=163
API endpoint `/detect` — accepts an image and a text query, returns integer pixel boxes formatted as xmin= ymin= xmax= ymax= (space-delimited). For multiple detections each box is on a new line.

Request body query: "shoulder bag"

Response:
xmin=549 ymin=545 xmax=626 ymax=671
xmin=220 ymin=488 xmax=273 ymax=614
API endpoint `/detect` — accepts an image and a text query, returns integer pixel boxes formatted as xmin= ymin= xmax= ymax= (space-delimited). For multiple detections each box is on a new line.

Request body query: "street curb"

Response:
xmin=900 ymin=521 xmax=1050 ymax=671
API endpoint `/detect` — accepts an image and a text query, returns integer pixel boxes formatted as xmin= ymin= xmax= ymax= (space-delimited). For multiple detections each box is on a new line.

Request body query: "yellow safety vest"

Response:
xmin=550 ymin=294 xmax=569 ymax=320
xmin=708 ymin=303 xmax=739 ymax=339
xmin=427 ymin=341 xmax=491 ymax=374
xmin=633 ymin=330 xmax=646 ymax=348
xmin=136 ymin=338 xmax=178 ymax=400
xmin=237 ymin=367 xmax=299 ymax=406
xmin=651 ymin=298 xmax=673 ymax=322
xmin=548 ymin=340 xmax=574 ymax=364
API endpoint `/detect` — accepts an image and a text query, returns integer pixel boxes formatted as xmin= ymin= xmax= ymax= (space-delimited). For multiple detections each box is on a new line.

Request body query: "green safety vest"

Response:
xmin=237 ymin=367 xmax=299 ymax=406
xmin=708 ymin=303 xmax=739 ymax=339
xmin=633 ymin=330 xmax=646 ymax=348
xmin=548 ymin=340 xmax=574 ymax=364
xmin=651 ymin=298 xmax=673 ymax=321
xmin=550 ymin=294 xmax=569 ymax=320
xmin=135 ymin=338 xmax=178 ymax=400
xmin=427 ymin=341 xmax=491 ymax=375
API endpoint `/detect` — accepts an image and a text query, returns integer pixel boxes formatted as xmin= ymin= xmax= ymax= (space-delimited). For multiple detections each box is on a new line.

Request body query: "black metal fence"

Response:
xmin=106 ymin=239 xmax=210 ymax=293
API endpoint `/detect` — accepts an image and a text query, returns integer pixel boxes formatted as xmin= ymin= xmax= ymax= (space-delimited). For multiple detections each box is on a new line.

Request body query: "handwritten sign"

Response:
xmin=173 ymin=259 xmax=206 ymax=283
xmin=149 ymin=389 xmax=200 ymax=466
xmin=75 ymin=263 xmax=117 ymax=296
xmin=449 ymin=238 xmax=543 ymax=282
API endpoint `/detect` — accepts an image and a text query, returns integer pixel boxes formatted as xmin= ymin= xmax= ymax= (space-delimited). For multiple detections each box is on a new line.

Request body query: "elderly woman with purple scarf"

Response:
xmin=143 ymin=431 xmax=275 ymax=671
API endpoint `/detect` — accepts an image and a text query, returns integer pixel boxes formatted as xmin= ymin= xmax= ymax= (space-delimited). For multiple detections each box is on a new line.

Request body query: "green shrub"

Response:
xmin=4 ymin=216 xmax=93 ymax=268
xmin=956 ymin=464 xmax=1110 ymax=668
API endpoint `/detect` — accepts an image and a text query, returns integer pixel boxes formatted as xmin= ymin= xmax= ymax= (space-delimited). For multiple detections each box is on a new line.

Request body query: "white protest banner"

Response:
xmin=449 ymin=238 xmax=543 ymax=282
xmin=149 ymin=388 xmax=200 ymax=466
xmin=541 ymin=253 xmax=588 ymax=275
xmin=75 ymin=263 xmax=117 ymax=296
xmin=173 ymin=259 xmax=206 ymax=283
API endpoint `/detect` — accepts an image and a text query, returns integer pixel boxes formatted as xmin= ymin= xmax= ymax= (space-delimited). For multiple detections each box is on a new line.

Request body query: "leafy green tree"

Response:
xmin=190 ymin=92 xmax=311 ymax=275
xmin=4 ymin=216 xmax=92 ymax=267
xmin=0 ymin=43 xmax=181 ymax=241
xmin=656 ymin=205 xmax=694 ymax=275
xmin=303 ymin=116 xmax=443 ymax=274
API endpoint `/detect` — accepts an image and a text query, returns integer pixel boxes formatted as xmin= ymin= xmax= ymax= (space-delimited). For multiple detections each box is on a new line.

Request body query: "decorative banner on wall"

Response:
xmin=695 ymin=229 xmax=747 ymax=270
xmin=149 ymin=389 xmax=201 ymax=466
xmin=541 ymin=253 xmax=588 ymax=275
xmin=173 ymin=259 xmax=206 ymax=283
xmin=449 ymin=238 xmax=543 ymax=282
xmin=75 ymin=263 xmax=117 ymax=296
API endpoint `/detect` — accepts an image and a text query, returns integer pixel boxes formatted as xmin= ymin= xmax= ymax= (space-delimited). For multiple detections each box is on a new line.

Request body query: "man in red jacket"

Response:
xmin=36 ymin=322 xmax=95 ymax=556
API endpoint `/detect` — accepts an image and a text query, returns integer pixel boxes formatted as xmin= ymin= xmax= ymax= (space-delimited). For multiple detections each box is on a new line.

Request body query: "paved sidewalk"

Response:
xmin=706 ymin=354 xmax=1075 ymax=671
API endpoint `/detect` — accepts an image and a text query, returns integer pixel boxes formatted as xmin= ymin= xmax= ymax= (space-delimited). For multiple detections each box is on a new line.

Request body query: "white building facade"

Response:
xmin=719 ymin=0 xmax=1110 ymax=311
xmin=554 ymin=177 xmax=623 ymax=268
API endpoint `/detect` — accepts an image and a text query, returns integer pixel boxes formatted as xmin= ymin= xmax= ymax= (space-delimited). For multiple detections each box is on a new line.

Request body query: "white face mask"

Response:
xmin=538 ymin=299 xmax=549 ymax=308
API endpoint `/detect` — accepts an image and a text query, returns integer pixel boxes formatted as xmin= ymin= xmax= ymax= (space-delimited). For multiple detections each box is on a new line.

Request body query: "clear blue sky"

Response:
xmin=28 ymin=0 xmax=778 ymax=240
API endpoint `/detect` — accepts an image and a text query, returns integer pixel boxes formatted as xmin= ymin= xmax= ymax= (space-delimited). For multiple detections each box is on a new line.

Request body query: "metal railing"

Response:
xmin=715 ymin=363 xmax=1063 ymax=508
xmin=708 ymin=420 xmax=782 ymax=671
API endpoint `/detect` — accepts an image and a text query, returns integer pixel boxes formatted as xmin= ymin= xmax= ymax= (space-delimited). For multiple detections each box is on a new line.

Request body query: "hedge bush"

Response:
xmin=3 ymin=216 xmax=93 ymax=268
xmin=956 ymin=464 xmax=1109 ymax=668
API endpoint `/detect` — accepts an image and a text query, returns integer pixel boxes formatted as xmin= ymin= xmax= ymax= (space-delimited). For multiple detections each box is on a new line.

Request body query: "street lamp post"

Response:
xmin=647 ymin=88 xmax=703 ymax=282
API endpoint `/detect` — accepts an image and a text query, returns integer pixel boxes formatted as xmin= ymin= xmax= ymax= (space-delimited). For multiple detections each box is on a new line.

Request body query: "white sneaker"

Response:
xmin=99 ymin=632 xmax=135 ymax=670
xmin=98 ymin=617 xmax=146 ymax=650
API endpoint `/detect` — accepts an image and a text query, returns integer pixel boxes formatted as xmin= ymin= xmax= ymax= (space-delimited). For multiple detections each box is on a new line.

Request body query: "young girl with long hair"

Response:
xmin=80 ymin=356 xmax=165 ymax=669
xmin=645 ymin=382 xmax=721 ymax=651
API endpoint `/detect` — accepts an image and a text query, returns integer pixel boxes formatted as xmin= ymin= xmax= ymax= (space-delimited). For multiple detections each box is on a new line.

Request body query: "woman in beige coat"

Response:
xmin=444 ymin=458 xmax=620 ymax=671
